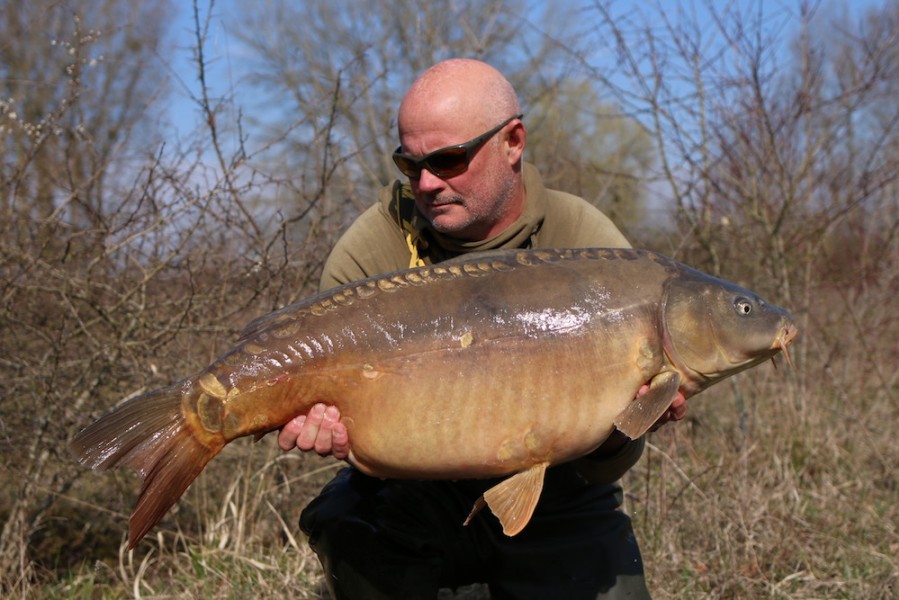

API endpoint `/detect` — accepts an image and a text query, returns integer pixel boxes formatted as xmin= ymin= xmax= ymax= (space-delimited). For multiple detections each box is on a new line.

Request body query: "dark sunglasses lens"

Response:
xmin=392 ymin=154 xmax=421 ymax=178
xmin=426 ymin=148 xmax=469 ymax=176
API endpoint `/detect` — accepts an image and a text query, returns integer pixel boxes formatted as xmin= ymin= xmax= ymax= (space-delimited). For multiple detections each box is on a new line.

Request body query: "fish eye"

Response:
xmin=735 ymin=298 xmax=753 ymax=316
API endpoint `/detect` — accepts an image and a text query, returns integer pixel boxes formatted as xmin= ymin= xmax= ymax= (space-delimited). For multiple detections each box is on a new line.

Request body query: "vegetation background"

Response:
xmin=1 ymin=0 xmax=896 ymax=597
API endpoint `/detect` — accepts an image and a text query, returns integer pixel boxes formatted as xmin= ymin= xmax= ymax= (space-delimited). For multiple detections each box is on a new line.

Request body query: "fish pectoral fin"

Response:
xmin=465 ymin=462 xmax=549 ymax=537
xmin=614 ymin=371 xmax=682 ymax=439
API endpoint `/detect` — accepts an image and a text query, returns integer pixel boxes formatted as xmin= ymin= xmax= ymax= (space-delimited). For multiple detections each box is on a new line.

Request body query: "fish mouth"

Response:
xmin=773 ymin=322 xmax=799 ymax=368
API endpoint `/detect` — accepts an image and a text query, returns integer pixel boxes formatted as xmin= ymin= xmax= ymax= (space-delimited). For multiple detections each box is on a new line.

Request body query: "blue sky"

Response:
xmin=160 ymin=0 xmax=881 ymax=142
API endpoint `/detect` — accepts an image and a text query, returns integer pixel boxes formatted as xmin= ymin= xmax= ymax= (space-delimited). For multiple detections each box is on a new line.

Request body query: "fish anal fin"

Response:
xmin=467 ymin=462 xmax=549 ymax=536
xmin=614 ymin=371 xmax=681 ymax=439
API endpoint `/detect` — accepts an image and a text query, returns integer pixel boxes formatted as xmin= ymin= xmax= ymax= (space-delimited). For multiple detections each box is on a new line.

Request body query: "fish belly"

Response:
xmin=294 ymin=326 xmax=654 ymax=480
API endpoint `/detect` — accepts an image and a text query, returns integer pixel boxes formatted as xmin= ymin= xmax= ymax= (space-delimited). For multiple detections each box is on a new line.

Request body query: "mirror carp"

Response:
xmin=70 ymin=248 xmax=798 ymax=548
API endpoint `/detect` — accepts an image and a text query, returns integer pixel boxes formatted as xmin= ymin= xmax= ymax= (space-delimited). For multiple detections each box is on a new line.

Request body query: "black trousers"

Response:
xmin=300 ymin=465 xmax=651 ymax=599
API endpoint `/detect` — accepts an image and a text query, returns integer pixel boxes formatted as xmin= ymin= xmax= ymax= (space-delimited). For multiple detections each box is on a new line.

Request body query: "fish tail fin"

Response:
xmin=69 ymin=384 xmax=223 ymax=549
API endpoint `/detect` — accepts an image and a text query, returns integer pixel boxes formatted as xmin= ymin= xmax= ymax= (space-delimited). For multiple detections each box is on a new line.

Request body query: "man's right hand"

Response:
xmin=278 ymin=403 xmax=350 ymax=460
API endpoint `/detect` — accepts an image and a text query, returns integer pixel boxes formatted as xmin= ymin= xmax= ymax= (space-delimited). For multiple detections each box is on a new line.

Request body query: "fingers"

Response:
xmin=330 ymin=422 xmax=350 ymax=460
xmin=311 ymin=405 xmax=341 ymax=455
xmin=278 ymin=414 xmax=305 ymax=450
xmin=648 ymin=391 xmax=689 ymax=432
xmin=295 ymin=403 xmax=325 ymax=452
xmin=668 ymin=392 xmax=687 ymax=421
xmin=278 ymin=403 xmax=348 ymax=458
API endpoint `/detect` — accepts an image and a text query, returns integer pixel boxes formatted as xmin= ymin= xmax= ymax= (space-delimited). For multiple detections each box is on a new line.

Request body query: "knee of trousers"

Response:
xmin=299 ymin=469 xmax=448 ymax=561
xmin=298 ymin=480 xmax=451 ymax=599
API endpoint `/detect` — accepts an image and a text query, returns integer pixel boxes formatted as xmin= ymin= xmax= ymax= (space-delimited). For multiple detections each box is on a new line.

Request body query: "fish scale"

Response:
xmin=70 ymin=247 xmax=797 ymax=546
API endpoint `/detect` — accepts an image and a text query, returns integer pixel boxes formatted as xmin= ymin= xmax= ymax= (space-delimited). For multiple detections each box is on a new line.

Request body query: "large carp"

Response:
xmin=70 ymin=248 xmax=797 ymax=548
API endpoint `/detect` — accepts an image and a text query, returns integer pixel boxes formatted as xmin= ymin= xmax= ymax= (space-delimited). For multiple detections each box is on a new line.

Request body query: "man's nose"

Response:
xmin=415 ymin=168 xmax=446 ymax=193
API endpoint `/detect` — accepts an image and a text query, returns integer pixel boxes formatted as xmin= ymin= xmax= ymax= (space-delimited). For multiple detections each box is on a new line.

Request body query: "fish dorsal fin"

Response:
xmin=614 ymin=371 xmax=681 ymax=439
xmin=465 ymin=462 xmax=549 ymax=536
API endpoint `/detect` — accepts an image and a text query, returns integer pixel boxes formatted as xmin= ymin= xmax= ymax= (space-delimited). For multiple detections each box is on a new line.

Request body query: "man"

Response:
xmin=278 ymin=59 xmax=686 ymax=599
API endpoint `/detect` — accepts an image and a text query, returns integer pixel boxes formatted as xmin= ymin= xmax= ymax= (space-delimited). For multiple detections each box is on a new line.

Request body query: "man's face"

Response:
xmin=398 ymin=117 xmax=518 ymax=242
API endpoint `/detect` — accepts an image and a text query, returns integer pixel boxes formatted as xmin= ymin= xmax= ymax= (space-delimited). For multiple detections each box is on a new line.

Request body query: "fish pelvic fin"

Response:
xmin=69 ymin=383 xmax=224 ymax=549
xmin=465 ymin=462 xmax=549 ymax=536
xmin=614 ymin=371 xmax=681 ymax=439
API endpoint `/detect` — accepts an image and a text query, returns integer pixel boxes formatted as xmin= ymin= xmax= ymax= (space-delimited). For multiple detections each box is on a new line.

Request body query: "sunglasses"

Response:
xmin=392 ymin=114 xmax=523 ymax=179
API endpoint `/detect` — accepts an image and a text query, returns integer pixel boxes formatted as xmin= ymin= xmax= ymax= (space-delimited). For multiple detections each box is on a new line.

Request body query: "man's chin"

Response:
xmin=429 ymin=220 xmax=465 ymax=235
xmin=426 ymin=208 xmax=469 ymax=234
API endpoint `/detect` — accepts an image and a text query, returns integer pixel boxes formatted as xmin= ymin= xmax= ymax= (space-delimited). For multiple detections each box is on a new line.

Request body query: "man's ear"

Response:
xmin=505 ymin=121 xmax=526 ymax=165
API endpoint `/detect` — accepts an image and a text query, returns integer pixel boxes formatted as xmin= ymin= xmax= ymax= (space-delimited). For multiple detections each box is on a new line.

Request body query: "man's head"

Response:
xmin=395 ymin=59 xmax=526 ymax=241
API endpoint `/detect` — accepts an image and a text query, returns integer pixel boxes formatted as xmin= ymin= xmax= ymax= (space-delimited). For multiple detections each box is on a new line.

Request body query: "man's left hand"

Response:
xmin=643 ymin=386 xmax=687 ymax=432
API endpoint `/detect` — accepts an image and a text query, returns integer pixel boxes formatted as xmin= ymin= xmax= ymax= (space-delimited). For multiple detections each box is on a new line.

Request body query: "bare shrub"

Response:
xmin=0 ymin=1 xmax=346 ymax=594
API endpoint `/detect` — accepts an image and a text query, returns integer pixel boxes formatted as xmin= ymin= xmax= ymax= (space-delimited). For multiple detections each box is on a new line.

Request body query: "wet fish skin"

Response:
xmin=69 ymin=248 xmax=798 ymax=547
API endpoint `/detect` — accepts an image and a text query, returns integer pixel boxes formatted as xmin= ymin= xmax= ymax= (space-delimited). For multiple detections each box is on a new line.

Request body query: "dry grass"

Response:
xmin=30 ymin=443 xmax=342 ymax=599
xmin=633 ymin=379 xmax=897 ymax=599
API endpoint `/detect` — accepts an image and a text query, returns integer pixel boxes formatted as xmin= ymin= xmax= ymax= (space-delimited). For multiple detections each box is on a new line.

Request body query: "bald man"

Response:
xmin=280 ymin=59 xmax=685 ymax=599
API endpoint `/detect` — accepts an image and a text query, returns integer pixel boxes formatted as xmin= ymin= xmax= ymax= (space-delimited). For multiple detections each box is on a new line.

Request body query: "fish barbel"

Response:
xmin=69 ymin=248 xmax=798 ymax=548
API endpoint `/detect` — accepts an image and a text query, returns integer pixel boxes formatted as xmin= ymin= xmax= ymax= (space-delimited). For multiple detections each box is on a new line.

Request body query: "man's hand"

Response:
xmin=278 ymin=403 xmax=350 ymax=460
xmin=637 ymin=384 xmax=687 ymax=432
xmin=581 ymin=386 xmax=689 ymax=463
